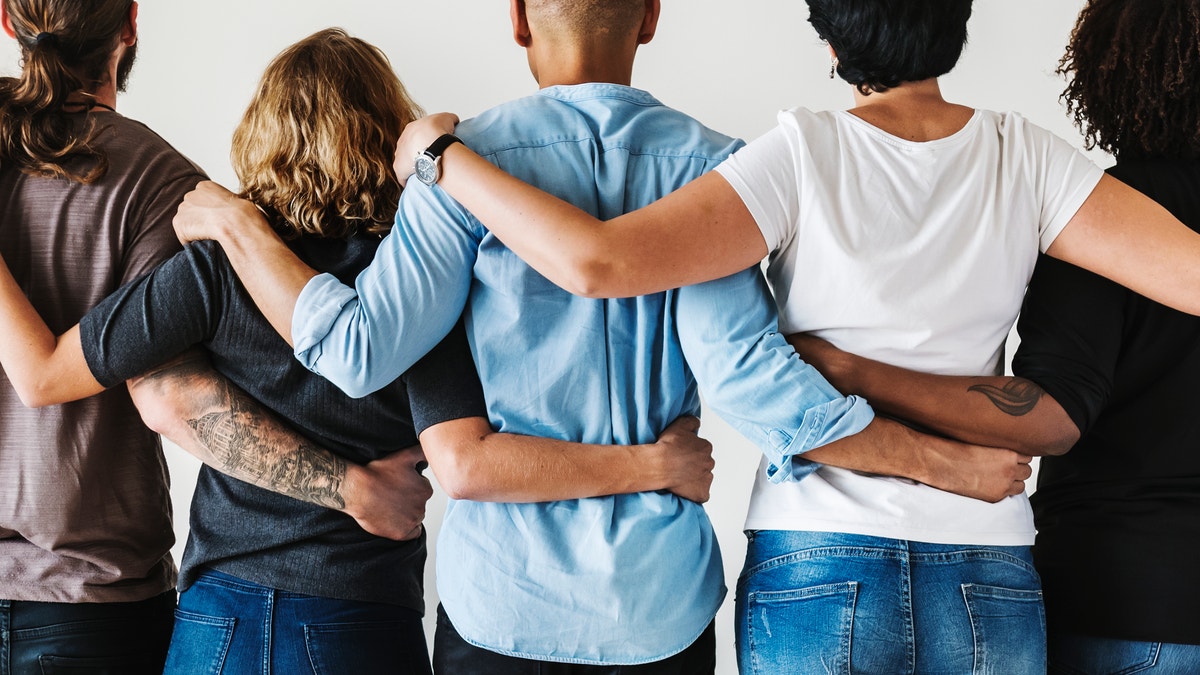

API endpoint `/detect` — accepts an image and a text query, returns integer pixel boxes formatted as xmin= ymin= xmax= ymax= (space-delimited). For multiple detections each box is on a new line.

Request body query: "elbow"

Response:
xmin=555 ymin=248 xmax=622 ymax=299
xmin=569 ymin=264 xmax=613 ymax=299
xmin=315 ymin=365 xmax=381 ymax=400
xmin=425 ymin=443 xmax=487 ymax=501
xmin=15 ymin=384 xmax=59 ymax=409
xmin=1015 ymin=425 xmax=1080 ymax=457
xmin=127 ymin=385 xmax=177 ymax=436
xmin=10 ymin=375 xmax=72 ymax=408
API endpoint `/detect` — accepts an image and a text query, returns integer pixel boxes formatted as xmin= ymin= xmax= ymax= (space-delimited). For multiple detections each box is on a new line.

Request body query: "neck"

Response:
xmin=851 ymin=78 xmax=948 ymax=110
xmin=529 ymin=41 xmax=637 ymax=88
xmin=64 ymin=84 xmax=118 ymax=112
xmin=847 ymin=78 xmax=972 ymax=142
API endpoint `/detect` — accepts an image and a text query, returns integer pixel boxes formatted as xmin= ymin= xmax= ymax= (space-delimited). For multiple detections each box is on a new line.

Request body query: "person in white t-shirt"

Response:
xmin=207 ymin=1 xmax=1200 ymax=673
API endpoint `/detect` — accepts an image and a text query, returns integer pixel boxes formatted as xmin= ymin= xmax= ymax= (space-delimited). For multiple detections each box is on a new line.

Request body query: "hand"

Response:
xmin=394 ymin=112 xmax=460 ymax=187
xmin=920 ymin=434 xmax=1033 ymax=503
xmin=341 ymin=445 xmax=434 ymax=540
xmin=787 ymin=332 xmax=856 ymax=392
xmin=653 ymin=416 xmax=715 ymax=504
xmin=173 ymin=181 xmax=265 ymax=245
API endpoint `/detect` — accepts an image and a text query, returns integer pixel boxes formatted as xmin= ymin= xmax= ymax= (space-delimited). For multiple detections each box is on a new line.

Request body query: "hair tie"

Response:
xmin=34 ymin=32 xmax=58 ymax=48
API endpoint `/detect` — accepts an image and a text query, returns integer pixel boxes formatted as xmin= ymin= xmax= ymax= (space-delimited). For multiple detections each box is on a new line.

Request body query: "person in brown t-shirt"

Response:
xmin=0 ymin=2 xmax=185 ymax=671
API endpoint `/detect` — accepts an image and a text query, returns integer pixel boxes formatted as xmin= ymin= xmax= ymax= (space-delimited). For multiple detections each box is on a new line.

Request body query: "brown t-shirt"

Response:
xmin=0 ymin=112 xmax=204 ymax=603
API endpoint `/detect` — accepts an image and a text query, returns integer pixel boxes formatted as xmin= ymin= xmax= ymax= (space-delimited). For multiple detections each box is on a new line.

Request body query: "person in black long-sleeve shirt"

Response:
xmin=1011 ymin=0 xmax=1200 ymax=669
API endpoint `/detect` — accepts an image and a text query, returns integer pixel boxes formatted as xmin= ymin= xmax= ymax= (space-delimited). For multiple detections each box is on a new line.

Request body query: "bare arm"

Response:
xmin=393 ymin=113 xmax=767 ymax=298
xmin=420 ymin=416 xmax=715 ymax=504
xmin=1048 ymin=173 xmax=1200 ymax=316
xmin=128 ymin=351 xmax=432 ymax=540
xmin=802 ymin=416 xmax=1033 ymax=503
xmin=171 ymin=182 xmax=318 ymax=345
xmin=0 ymin=253 xmax=104 ymax=406
xmin=788 ymin=334 xmax=1079 ymax=457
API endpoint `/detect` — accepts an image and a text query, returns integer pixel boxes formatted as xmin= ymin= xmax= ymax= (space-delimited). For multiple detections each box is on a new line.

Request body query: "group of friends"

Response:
xmin=1 ymin=0 xmax=1198 ymax=673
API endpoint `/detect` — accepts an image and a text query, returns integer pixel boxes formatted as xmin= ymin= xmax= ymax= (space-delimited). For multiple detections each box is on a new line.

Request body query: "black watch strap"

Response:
xmin=424 ymin=133 xmax=463 ymax=160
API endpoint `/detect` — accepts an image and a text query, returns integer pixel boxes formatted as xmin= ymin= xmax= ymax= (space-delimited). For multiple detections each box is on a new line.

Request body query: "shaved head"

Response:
xmin=526 ymin=0 xmax=646 ymax=40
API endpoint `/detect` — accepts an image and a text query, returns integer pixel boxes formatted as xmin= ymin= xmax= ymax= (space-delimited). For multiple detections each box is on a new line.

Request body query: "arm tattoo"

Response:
xmin=132 ymin=351 xmax=347 ymax=509
xmin=967 ymin=378 xmax=1044 ymax=417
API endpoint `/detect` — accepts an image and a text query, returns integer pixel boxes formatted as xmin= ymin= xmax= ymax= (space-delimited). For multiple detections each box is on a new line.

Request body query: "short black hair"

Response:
xmin=806 ymin=0 xmax=973 ymax=95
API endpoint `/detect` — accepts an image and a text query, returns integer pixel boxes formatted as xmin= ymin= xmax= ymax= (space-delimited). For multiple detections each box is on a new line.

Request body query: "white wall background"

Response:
xmin=3 ymin=2 xmax=1104 ymax=672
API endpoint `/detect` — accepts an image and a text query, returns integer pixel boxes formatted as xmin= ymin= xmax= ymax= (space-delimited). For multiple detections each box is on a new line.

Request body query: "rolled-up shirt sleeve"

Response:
xmin=291 ymin=181 xmax=482 ymax=398
xmin=676 ymin=266 xmax=875 ymax=482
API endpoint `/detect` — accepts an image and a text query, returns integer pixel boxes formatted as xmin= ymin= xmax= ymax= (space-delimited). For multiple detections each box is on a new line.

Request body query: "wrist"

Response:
xmin=637 ymin=442 xmax=674 ymax=493
xmin=338 ymin=463 xmax=368 ymax=517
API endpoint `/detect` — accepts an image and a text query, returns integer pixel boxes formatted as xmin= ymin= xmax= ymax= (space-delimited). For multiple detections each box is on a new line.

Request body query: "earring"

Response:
xmin=829 ymin=57 xmax=839 ymax=79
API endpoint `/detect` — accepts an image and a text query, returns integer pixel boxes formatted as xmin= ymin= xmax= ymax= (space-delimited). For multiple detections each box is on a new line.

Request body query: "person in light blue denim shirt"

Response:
xmin=171 ymin=1 xmax=1030 ymax=671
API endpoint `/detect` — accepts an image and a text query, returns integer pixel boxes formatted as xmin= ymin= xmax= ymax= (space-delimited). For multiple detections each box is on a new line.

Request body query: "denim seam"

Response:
xmin=741 ymin=545 xmax=907 ymax=581
xmin=262 ymin=588 xmax=275 ymax=675
xmin=900 ymin=545 xmax=915 ymax=674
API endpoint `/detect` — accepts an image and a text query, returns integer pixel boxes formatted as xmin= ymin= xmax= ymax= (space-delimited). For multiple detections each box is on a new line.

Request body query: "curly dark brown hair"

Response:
xmin=1058 ymin=0 xmax=1200 ymax=160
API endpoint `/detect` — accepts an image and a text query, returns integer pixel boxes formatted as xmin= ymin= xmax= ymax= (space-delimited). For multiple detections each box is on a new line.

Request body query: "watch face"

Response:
xmin=415 ymin=154 xmax=439 ymax=186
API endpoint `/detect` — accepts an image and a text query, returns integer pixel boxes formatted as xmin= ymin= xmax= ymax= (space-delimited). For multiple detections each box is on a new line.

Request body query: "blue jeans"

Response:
xmin=735 ymin=531 xmax=1045 ymax=674
xmin=164 ymin=569 xmax=432 ymax=675
xmin=0 ymin=590 xmax=174 ymax=675
xmin=1049 ymin=634 xmax=1200 ymax=674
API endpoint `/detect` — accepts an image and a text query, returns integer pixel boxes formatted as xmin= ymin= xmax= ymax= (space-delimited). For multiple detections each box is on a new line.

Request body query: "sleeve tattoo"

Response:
xmin=131 ymin=352 xmax=348 ymax=510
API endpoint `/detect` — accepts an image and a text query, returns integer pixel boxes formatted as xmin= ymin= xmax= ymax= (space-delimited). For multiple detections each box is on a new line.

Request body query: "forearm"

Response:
xmin=127 ymin=352 xmax=350 ymax=510
xmin=789 ymin=333 xmax=1079 ymax=456
xmin=837 ymin=358 xmax=1077 ymax=456
xmin=421 ymin=417 xmax=681 ymax=503
xmin=803 ymin=417 xmax=1032 ymax=502
xmin=426 ymin=143 xmax=765 ymax=297
xmin=0 ymin=256 xmax=104 ymax=405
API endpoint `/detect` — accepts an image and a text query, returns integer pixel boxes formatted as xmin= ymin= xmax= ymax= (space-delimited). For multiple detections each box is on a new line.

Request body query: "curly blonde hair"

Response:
xmin=232 ymin=28 xmax=423 ymax=240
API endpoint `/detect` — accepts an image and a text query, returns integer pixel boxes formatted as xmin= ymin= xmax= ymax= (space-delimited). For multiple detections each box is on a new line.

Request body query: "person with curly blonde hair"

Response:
xmin=0 ymin=25 xmax=715 ymax=674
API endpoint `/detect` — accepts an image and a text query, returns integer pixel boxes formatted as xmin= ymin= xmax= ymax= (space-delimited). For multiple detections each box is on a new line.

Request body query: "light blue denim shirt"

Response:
xmin=291 ymin=84 xmax=874 ymax=664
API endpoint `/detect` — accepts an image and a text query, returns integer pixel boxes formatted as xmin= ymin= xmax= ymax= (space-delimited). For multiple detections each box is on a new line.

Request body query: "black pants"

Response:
xmin=433 ymin=604 xmax=716 ymax=675
xmin=0 ymin=590 xmax=175 ymax=675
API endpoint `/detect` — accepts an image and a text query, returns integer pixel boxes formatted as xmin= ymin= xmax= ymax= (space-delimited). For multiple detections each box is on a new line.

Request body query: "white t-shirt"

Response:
xmin=715 ymin=108 xmax=1105 ymax=545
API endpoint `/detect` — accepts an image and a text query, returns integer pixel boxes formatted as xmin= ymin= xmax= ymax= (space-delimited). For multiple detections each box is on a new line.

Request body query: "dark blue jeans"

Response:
xmin=433 ymin=604 xmax=716 ymax=674
xmin=164 ymin=569 xmax=432 ymax=675
xmin=736 ymin=530 xmax=1046 ymax=674
xmin=0 ymin=590 xmax=174 ymax=675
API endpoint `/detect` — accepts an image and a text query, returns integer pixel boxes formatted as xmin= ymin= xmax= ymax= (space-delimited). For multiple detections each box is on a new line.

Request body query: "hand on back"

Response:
xmin=653 ymin=416 xmax=716 ymax=504
xmin=343 ymin=445 xmax=434 ymax=541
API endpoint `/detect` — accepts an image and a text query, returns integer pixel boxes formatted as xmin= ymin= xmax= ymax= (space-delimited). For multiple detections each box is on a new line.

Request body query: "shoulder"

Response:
xmin=91 ymin=114 xmax=206 ymax=178
xmin=458 ymin=86 xmax=742 ymax=163
xmin=977 ymin=110 xmax=1069 ymax=151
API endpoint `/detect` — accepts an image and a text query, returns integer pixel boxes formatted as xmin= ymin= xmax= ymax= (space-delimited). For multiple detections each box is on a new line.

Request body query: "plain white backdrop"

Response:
xmin=3 ymin=2 xmax=1101 ymax=672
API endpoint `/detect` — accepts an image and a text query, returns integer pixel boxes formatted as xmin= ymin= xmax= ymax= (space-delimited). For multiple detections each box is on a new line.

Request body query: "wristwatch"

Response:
xmin=414 ymin=133 xmax=463 ymax=186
